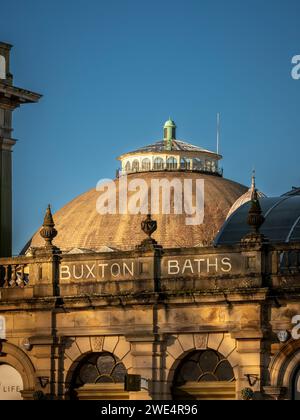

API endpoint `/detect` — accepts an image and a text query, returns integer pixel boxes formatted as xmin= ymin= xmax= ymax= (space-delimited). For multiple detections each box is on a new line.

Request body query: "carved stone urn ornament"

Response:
xmin=137 ymin=214 xmax=161 ymax=250
xmin=40 ymin=204 xmax=58 ymax=248
xmin=141 ymin=214 xmax=157 ymax=239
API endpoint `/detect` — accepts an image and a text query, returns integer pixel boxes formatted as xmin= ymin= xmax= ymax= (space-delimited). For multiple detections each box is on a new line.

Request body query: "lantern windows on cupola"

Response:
xmin=118 ymin=119 xmax=223 ymax=177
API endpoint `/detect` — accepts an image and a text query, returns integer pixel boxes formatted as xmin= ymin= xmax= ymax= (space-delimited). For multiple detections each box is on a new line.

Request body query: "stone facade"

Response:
xmin=0 ymin=239 xmax=299 ymax=400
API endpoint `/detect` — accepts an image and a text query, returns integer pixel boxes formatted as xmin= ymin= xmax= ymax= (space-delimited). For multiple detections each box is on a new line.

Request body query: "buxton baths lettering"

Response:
xmin=166 ymin=257 xmax=232 ymax=275
xmin=60 ymin=256 xmax=234 ymax=281
xmin=60 ymin=261 xmax=136 ymax=280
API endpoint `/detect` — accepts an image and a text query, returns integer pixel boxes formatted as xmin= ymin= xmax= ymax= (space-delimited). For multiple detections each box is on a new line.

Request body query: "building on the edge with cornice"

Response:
xmin=1 ymin=42 xmax=300 ymax=400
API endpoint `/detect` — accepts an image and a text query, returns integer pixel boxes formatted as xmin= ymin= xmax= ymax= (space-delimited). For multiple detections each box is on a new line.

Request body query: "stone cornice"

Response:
xmin=0 ymin=288 xmax=269 ymax=311
xmin=0 ymin=82 xmax=42 ymax=104
xmin=0 ymin=137 xmax=17 ymax=151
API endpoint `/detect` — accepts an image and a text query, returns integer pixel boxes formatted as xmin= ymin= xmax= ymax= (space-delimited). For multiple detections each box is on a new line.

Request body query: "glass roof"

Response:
xmin=214 ymin=196 xmax=300 ymax=245
xmin=127 ymin=139 xmax=215 ymax=154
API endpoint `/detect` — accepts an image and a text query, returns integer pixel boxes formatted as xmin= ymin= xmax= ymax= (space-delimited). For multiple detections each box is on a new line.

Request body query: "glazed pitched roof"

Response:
xmin=127 ymin=139 xmax=217 ymax=155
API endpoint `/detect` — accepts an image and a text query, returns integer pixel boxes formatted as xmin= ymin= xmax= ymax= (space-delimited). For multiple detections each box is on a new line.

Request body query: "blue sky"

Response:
xmin=1 ymin=0 xmax=300 ymax=254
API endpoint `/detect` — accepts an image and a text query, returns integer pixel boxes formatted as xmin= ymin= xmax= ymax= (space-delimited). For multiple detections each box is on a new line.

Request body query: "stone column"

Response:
xmin=231 ymin=330 xmax=264 ymax=399
xmin=0 ymin=42 xmax=41 ymax=257
xmin=29 ymin=245 xmax=63 ymax=400
xmin=125 ymin=333 xmax=167 ymax=400
xmin=0 ymin=130 xmax=15 ymax=257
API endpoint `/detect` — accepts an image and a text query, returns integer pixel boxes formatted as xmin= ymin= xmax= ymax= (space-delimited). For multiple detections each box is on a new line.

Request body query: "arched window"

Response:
xmin=211 ymin=161 xmax=217 ymax=173
xmin=172 ymin=350 xmax=235 ymax=400
xmin=153 ymin=157 xmax=164 ymax=170
xmin=206 ymin=160 xmax=212 ymax=172
xmin=124 ymin=161 xmax=131 ymax=173
xmin=166 ymin=157 xmax=178 ymax=170
xmin=142 ymin=158 xmax=151 ymax=171
xmin=193 ymin=158 xmax=203 ymax=171
xmin=193 ymin=158 xmax=204 ymax=171
xmin=132 ymin=160 xmax=139 ymax=172
xmin=0 ymin=56 xmax=5 ymax=80
xmin=180 ymin=158 xmax=190 ymax=170
xmin=70 ymin=352 xmax=127 ymax=400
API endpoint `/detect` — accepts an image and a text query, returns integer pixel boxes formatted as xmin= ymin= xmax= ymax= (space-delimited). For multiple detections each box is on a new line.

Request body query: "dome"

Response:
xmin=226 ymin=174 xmax=266 ymax=219
xmin=25 ymin=172 xmax=247 ymax=253
xmin=215 ymin=195 xmax=300 ymax=246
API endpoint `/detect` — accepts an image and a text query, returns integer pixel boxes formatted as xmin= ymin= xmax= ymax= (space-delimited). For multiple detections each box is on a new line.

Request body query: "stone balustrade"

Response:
xmin=0 ymin=262 xmax=29 ymax=288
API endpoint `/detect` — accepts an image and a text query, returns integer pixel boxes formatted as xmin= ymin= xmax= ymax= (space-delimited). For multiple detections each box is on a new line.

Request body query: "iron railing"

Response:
xmin=117 ymin=165 xmax=223 ymax=178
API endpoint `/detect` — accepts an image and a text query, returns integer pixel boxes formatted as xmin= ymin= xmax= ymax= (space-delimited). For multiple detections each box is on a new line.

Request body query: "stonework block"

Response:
xmin=131 ymin=342 xmax=153 ymax=354
xmin=165 ymin=352 xmax=176 ymax=371
xmin=91 ymin=336 xmax=104 ymax=352
xmin=194 ymin=333 xmax=208 ymax=350
xmin=227 ymin=348 xmax=243 ymax=368
xmin=62 ymin=356 xmax=74 ymax=377
xmin=121 ymin=352 xmax=133 ymax=371
xmin=129 ymin=391 xmax=151 ymax=400
xmin=218 ymin=333 xmax=236 ymax=358
xmin=74 ymin=311 xmax=110 ymax=328
xmin=76 ymin=337 xmax=92 ymax=355
xmin=207 ymin=333 xmax=224 ymax=351
xmin=177 ymin=334 xmax=195 ymax=352
xmin=103 ymin=336 xmax=119 ymax=354
xmin=65 ymin=341 xmax=82 ymax=362
xmin=132 ymin=356 xmax=154 ymax=369
xmin=114 ymin=337 xmax=130 ymax=360
xmin=237 ymin=339 xmax=261 ymax=353
xmin=134 ymin=309 xmax=153 ymax=325
xmin=13 ymin=313 xmax=35 ymax=330
xmin=167 ymin=336 xmax=184 ymax=359
xmin=33 ymin=358 xmax=51 ymax=371
xmin=236 ymin=352 xmax=261 ymax=367
xmin=57 ymin=312 xmax=75 ymax=328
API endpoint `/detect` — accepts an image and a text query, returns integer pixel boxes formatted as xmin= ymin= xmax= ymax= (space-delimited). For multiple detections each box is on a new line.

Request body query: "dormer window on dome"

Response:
xmin=117 ymin=120 xmax=223 ymax=177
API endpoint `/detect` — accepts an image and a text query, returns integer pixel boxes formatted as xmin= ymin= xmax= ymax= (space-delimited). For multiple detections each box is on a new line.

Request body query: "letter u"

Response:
xmin=73 ymin=265 xmax=84 ymax=279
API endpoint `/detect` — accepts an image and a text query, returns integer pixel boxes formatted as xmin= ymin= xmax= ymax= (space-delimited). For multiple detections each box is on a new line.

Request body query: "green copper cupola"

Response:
xmin=164 ymin=118 xmax=176 ymax=150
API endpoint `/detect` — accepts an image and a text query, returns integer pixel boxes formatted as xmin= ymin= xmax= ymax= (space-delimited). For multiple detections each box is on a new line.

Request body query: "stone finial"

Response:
xmin=250 ymin=169 xmax=256 ymax=195
xmin=247 ymin=188 xmax=265 ymax=233
xmin=40 ymin=205 xmax=57 ymax=248
xmin=241 ymin=187 xmax=267 ymax=246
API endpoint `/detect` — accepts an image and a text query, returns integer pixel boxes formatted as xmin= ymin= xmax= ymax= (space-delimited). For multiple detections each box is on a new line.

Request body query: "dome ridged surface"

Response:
xmin=26 ymin=172 xmax=247 ymax=252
